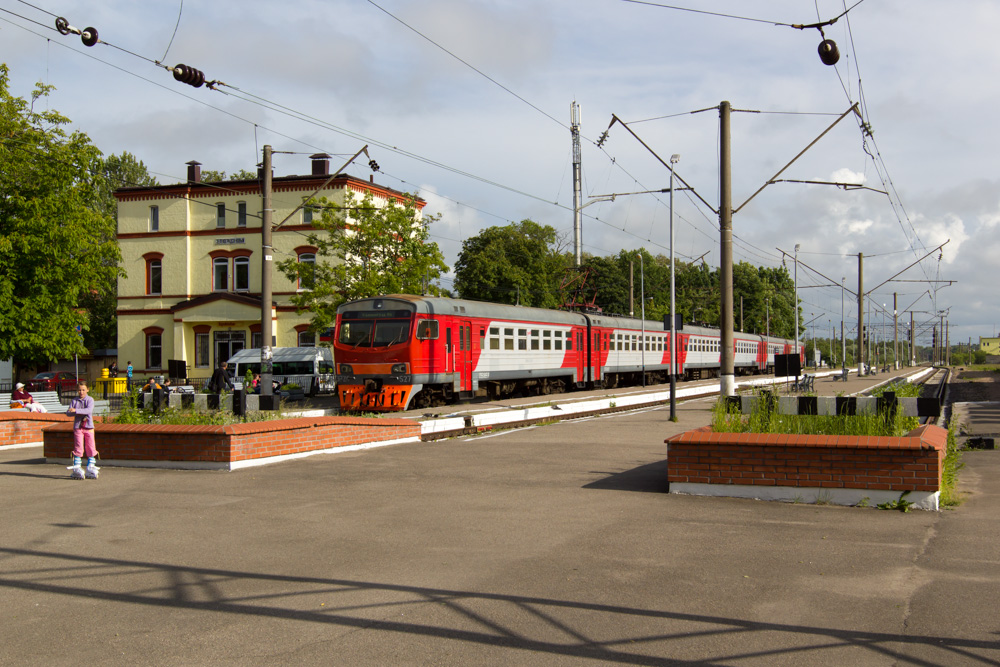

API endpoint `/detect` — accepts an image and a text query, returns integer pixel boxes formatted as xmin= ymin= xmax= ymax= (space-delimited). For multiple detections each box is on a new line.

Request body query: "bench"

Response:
xmin=790 ymin=374 xmax=815 ymax=392
xmin=1 ymin=391 xmax=64 ymax=413
xmin=1 ymin=392 xmax=109 ymax=415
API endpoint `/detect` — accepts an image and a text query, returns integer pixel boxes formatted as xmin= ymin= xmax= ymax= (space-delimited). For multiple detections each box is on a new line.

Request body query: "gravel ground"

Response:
xmin=947 ymin=368 xmax=1000 ymax=403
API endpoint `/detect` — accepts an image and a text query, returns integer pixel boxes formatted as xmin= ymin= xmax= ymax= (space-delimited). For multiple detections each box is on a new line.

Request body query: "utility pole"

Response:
xmin=841 ymin=277 xmax=846 ymax=374
xmin=857 ymin=253 xmax=864 ymax=375
xmin=893 ymin=292 xmax=899 ymax=369
xmin=571 ymin=101 xmax=583 ymax=267
xmin=260 ymin=145 xmax=274 ymax=407
xmin=719 ymin=101 xmax=735 ymax=396
xmin=910 ymin=311 xmax=915 ymax=365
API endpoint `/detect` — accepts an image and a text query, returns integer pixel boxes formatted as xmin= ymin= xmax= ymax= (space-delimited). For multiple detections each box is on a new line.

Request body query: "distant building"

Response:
xmin=115 ymin=155 xmax=423 ymax=382
xmin=979 ymin=336 xmax=1000 ymax=355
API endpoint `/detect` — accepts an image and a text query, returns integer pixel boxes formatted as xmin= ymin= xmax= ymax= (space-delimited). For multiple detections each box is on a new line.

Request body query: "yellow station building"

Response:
xmin=980 ymin=337 xmax=1000 ymax=356
xmin=115 ymin=155 xmax=423 ymax=382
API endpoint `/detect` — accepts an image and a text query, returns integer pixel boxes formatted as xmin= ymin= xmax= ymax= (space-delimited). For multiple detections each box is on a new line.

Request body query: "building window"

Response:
xmin=234 ymin=257 xmax=250 ymax=292
xmin=303 ymin=205 xmax=313 ymax=224
xmin=238 ymin=201 xmax=247 ymax=228
xmin=297 ymin=330 xmax=315 ymax=347
xmin=195 ymin=333 xmax=210 ymax=368
xmin=251 ymin=331 xmax=263 ymax=349
xmin=148 ymin=259 xmax=162 ymax=295
xmin=297 ymin=253 xmax=315 ymax=290
xmin=213 ymin=257 xmax=229 ymax=291
xmin=149 ymin=205 xmax=159 ymax=232
xmin=216 ymin=203 xmax=226 ymax=228
xmin=147 ymin=333 xmax=162 ymax=370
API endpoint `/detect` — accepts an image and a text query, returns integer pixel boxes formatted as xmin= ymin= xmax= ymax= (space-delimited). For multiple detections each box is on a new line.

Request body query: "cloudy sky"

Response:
xmin=2 ymin=0 xmax=997 ymax=348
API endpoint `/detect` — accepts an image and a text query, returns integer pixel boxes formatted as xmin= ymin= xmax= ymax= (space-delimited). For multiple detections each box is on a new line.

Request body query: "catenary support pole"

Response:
xmin=719 ymin=101 xmax=735 ymax=396
xmin=260 ymin=145 xmax=274 ymax=405
xmin=857 ymin=252 xmax=864 ymax=376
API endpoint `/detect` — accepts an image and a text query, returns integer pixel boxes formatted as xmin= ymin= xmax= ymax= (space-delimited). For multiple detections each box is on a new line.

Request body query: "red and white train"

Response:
xmin=334 ymin=294 xmax=801 ymax=412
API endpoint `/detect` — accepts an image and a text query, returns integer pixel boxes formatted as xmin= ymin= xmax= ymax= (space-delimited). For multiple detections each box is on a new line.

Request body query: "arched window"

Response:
xmin=295 ymin=324 xmax=315 ymax=347
xmin=234 ymin=256 xmax=250 ymax=292
xmin=213 ymin=257 xmax=229 ymax=291
xmin=297 ymin=252 xmax=315 ymax=290
xmin=144 ymin=252 xmax=163 ymax=295
xmin=144 ymin=326 xmax=164 ymax=370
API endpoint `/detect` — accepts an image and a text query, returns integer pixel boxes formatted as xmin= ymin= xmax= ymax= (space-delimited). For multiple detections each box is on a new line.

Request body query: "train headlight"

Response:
xmin=339 ymin=364 xmax=353 ymax=375
xmin=391 ymin=363 xmax=408 ymax=374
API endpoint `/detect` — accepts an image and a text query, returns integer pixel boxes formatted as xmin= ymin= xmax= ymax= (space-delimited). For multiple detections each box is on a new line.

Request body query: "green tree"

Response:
xmin=454 ymin=220 xmax=568 ymax=308
xmin=0 ymin=64 xmax=123 ymax=368
xmin=279 ymin=189 xmax=447 ymax=332
xmin=82 ymin=152 xmax=159 ymax=350
xmin=200 ymin=168 xmax=257 ymax=182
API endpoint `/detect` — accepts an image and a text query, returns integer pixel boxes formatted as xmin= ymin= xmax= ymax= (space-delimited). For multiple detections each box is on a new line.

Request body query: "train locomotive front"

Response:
xmin=334 ymin=296 xmax=425 ymax=411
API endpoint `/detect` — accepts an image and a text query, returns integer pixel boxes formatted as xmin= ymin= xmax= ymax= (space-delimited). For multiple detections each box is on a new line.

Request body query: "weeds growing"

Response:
xmin=112 ymin=389 xmax=289 ymax=426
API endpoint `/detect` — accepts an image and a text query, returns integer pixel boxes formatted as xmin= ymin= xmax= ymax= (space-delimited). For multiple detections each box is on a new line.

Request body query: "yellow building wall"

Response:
xmin=117 ymin=172 xmax=413 ymax=381
xmin=980 ymin=337 xmax=1000 ymax=355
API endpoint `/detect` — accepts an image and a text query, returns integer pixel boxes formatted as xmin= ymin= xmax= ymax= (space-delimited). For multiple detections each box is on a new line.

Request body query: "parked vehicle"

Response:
xmin=226 ymin=347 xmax=335 ymax=396
xmin=26 ymin=371 xmax=79 ymax=393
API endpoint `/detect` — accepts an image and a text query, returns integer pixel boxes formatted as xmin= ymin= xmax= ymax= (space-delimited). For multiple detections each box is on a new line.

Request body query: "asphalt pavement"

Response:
xmin=1 ymin=366 xmax=998 ymax=665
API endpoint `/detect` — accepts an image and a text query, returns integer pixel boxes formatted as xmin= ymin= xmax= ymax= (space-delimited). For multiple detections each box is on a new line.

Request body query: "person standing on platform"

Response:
xmin=66 ymin=381 xmax=98 ymax=480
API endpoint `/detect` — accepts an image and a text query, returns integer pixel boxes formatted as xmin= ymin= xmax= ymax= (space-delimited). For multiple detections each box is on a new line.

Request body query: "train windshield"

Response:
xmin=339 ymin=317 xmax=412 ymax=348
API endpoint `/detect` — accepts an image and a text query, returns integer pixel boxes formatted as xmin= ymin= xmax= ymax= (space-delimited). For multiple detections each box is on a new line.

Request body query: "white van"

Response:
xmin=226 ymin=347 xmax=335 ymax=396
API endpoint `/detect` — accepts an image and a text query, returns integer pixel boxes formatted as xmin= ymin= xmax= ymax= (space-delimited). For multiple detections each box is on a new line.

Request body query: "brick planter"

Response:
xmin=1 ymin=413 xmax=72 ymax=448
xmin=43 ymin=416 xmax=422 ymax=470
xmin=665 ymin=424 xmax=948 ymax=510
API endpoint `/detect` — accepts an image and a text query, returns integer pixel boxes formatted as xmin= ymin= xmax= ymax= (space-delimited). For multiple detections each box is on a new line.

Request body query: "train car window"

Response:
xmin=566 ymin=332 xmax=573 ymax=351
xmin=555 ymin=337 xmax=562 ymax=350
xmin=480 ymin=327 xmax=485 ymax=349
xmin=504 ymin=327 xmax=514 ymax=337
xmin=531 ymin=330 xmax=540 ymax=350
xmin=464 ymin=326 xmax=471 ymax=351
xmin=489 ymin=327 xmax=500 ymax=350
xmin=446 ymin=328 xmax=452 ymax=353
xmin=518 ymin=336 xmax=527 ymax=350
xmin=458 ymin=328 xmax=465 ymax=351
xmin=504 ymin=327 xmax=514 ymax=350
xmin=416 ymin=320 xmax=439 ymax=340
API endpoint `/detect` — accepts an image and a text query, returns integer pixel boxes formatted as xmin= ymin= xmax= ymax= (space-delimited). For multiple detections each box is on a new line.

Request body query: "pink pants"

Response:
xmin=72 ymin=429 xmax=97 ymax=458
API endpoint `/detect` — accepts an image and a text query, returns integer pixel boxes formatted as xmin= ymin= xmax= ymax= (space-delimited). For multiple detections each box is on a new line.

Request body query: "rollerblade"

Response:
xmin=85 ymin=464 xmax=100 ymax=479
xmin=68 ymin=465 xmax=85 ymax=480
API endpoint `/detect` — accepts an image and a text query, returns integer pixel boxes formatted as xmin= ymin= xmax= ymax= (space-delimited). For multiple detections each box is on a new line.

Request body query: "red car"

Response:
xmin=26 ymin=371 xmax=79 ymax=392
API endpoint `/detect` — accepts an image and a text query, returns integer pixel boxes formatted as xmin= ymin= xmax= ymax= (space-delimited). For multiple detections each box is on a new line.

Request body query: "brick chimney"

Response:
xmin=186 ymin=160 xmax=202 ymax=183
xmin=310 ymin=153 xmax=330 ymax=176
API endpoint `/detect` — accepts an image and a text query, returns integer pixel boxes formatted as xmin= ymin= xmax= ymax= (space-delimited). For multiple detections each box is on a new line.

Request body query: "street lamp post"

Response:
xmin=794 ymin=243 xmax=800 ymax=376
xmin=669 ymin=153 xmax=680 ymax=420
xmin=639 ymin=252 xmax=645 ymax=388
xmin=841 ymin=277 xmax=846 ymax=376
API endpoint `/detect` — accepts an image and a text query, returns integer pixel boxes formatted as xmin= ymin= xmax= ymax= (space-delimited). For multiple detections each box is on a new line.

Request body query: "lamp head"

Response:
xmin=670 ymin=154 xmax=680 ymax=164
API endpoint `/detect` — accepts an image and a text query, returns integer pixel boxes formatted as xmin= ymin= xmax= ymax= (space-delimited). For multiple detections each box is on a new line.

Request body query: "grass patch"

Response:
xmin=712 ymin=382 xmax=922 ymax=437
xmin=940 ymin=420 xmax=965 ymax=507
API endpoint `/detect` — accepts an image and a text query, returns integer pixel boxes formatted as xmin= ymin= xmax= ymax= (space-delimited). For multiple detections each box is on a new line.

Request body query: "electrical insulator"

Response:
xmin=172 ymin=64 xmax=206 ymax=88
xmin=54 ymin=17 xmax=99 ymax=47
xmin=81 ymin=27 xmax=99 ymax=47
xmin=368 ymin=159 xmax=380 ymax=172
xmin=818 ymin=39 xmax=840 ymax=66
